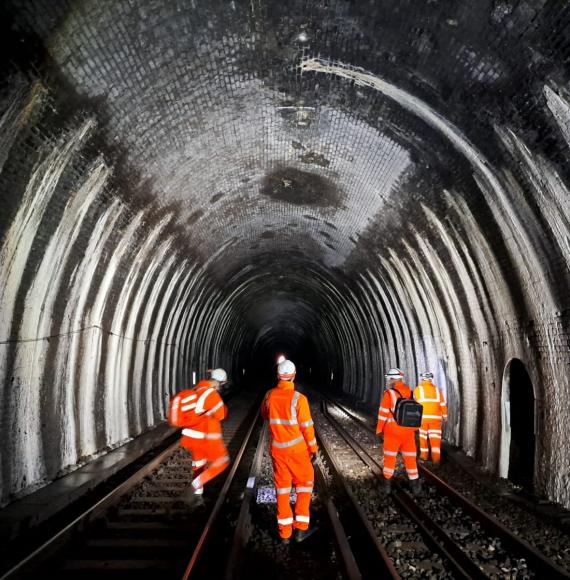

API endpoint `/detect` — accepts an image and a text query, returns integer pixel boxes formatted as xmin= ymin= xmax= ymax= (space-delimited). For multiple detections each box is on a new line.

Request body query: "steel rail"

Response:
xmin=317 ymin=409 xmax=400 ymax=579
xmin=1 ymin=391 xmax=248 ymax=580
xmin=221 ymin=413 xmax=363 ymax=580
xmin=182 ymin=407 xmax=261 ymax=579
xmin=443 ymin=444 xmax=570 ymax=532
xmin=322 ymin=402 xmax=485 ymax=580
xmin=312 ymin=446 xmax=363 ymax=580
xmin=0 ymin=440 xmax=181 ymax=580
xmin=327 ymin=398 xmax=570 ymax=580
xmin=223 ymin=420 xmax=269 ymax=580
xmin=420 ymin=465 xmax=570 ymax=579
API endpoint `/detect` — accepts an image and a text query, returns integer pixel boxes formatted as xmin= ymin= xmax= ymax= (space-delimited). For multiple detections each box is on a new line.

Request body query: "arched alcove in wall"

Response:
xmin=499 ymin=358 xmax=536 ymax=491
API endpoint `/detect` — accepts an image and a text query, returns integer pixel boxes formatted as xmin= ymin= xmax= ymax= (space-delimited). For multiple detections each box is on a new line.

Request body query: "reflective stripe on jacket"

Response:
xmin=262 ymin=380 xmax=318 ymax=456
xmin=376 ymin=380 xmax=417 ymax=433
xmin=180 ymin=379 xmax=227 ymax=443
xmin=413 ymin=380 xmax=447 ymax=421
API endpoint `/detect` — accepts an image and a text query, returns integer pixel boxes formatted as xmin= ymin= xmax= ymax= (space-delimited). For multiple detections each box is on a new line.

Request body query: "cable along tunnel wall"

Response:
xmin=0 ymin=0 xmax=569 ymax=512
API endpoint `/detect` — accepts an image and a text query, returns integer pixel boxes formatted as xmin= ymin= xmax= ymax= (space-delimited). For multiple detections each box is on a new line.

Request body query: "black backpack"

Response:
xmin=391 ymin=388 xmax=423 ymax=427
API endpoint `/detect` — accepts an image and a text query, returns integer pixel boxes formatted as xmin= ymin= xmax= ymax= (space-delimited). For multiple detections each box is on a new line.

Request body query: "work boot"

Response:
xmin=280 ymin=537 xmax=291 ymax=545
xmin=410 ymin=478 xmax=422 ymax=496
xmin=380 ymin=477 xmax=392 ymax=495
xmin=294 ymin=527 xmax=318 ymax=543
xmin=181 ymin=489 xmax=205 ymax=510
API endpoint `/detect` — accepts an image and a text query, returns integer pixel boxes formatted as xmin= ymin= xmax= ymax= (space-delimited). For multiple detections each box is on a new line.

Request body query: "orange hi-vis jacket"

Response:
xmin=180 ymin=379 xmax=227 ymax=446
xmin=376 ymin=380 xmax=419 ymax=481
xmin=376 ymin=381 xmax=418 ymax=435
xmin=413 ymin=380 xmax=448 ymax=421
xmin=262 ymin=380 xmax=318 ymax=456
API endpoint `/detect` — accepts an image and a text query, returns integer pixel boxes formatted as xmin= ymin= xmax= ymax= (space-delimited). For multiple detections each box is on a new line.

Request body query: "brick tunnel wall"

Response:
xmin=0 ymin=80 xmax=247 ymax=504
xmin=1 ymin=0 xmax=569 ymax=509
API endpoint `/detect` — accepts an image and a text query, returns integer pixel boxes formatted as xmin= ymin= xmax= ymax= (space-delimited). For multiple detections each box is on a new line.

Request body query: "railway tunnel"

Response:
xmin=1 ymin=0 xmax=570 ymax=565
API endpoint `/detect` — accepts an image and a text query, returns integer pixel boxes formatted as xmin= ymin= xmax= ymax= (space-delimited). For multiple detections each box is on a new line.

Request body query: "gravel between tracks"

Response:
xmin=331 ymin=396 xmax=570 ymax=576
xmin=434 ymin=460 xmax=570 ymax=574
xmin=313 ymin=402 xmax=453 ymax=578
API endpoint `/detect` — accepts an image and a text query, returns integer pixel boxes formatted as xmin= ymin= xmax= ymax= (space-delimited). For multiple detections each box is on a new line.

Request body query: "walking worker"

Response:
xmin=413 ymin=372 xmax=448 ymax=464
xmin=376 ymin=368 xmax=421 ymax=495
xmin=262 ymin=359 xmax=318 ymax=544
xmin=168 ymin=368 xmax=230 ymax=508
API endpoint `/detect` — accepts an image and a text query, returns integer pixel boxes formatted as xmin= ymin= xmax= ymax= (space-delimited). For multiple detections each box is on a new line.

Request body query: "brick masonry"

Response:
xmin=0 ymin=0 xmax=569 ymax=509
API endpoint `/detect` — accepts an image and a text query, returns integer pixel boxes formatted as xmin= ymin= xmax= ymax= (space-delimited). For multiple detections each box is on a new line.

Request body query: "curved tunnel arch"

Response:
xmin=0 ymin=0 xmax=569 ymax=510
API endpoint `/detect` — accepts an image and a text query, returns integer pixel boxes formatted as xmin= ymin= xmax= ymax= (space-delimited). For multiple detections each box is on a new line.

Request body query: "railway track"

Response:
xmin=438 ymin=447 xmax=570 ymax=568
xmin=316 ymin=401 xmax=457 ymax=578
xmin=2 ymin=392 xmax=261 ymax=580
xmin=221 ymin=420 xmax=352 ymax=580
xmin=319 ymin=397 xmax=570 ymax=579
xmin=5 ymin=387 xmax=569 ymax=579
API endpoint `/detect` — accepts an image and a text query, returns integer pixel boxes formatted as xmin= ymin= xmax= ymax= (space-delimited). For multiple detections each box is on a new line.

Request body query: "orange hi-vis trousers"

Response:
xmin=383 ymin=425 xmax=419 ymax=480
xmin=419 ymin=419 xmax=442 ymax=462
xmin=272 ymin=450 xmax=314 ymax=539
xmin=182 ymin=438 xmax=230 ymax=494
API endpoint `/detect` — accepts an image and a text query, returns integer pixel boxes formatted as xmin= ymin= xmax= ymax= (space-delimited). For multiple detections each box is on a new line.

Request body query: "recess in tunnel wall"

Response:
xmin=499 ymin=358 xmax=538 ymax=490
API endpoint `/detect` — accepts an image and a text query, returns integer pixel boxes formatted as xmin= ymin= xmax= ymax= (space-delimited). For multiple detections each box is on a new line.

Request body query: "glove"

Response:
xmin=376 ymin=432 xmax=384 ymax=442
xmin=310 ymin=452 xmax=319 ymax=466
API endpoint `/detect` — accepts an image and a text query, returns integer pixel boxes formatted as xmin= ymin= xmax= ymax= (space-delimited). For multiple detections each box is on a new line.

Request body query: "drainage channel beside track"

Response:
xmin=321 ymin=398 xmax=570 ymax=579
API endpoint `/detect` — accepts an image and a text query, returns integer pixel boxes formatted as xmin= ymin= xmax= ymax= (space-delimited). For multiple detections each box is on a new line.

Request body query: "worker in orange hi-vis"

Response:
xmin=413 ymin=372 xmax=448 ymax=464
xmin=376 ymin=368 xmax=421 ymax=495
xmin=168 ymin=368 xmax=230 ymax=509
xmin=262 ymin=359 xmax=319 ymax=545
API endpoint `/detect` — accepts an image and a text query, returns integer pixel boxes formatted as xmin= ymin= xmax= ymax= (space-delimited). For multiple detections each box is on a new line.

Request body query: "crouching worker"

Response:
xmin=377 ymin=368 xmax=422 ymax=495
xmin=262 ymin=359 xmax=318 ymax=544
xmin=168 ymin=368 xmax=230 ymax=508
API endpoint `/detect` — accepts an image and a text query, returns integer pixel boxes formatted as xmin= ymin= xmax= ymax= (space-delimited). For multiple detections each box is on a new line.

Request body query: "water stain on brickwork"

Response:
xmin=299 ymin=151 xmax=331 ymax=167
xmin=187 ymin=208 xmax=204 ymax=225
xmin=278 ymin=104 xmax=316 ymax=128
xmin=261 ymin=167 xmax=341 ymax=208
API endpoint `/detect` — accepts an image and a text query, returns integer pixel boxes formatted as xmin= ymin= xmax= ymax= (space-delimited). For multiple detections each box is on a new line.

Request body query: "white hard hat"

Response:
xmin=210 ymin=368 xmax=227 ymax=383
xmin=277 ymin=359 xmax=296 ymax=379
xmin=420 ymin=372 xmax=433 ymax=380
xmin=385 ymin=368 xmax=404 ymax=380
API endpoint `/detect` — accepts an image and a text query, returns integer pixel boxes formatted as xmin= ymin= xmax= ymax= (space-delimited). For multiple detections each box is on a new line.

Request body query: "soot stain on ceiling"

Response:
xmin=261 ymin=167 xmax=342 ymax=208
